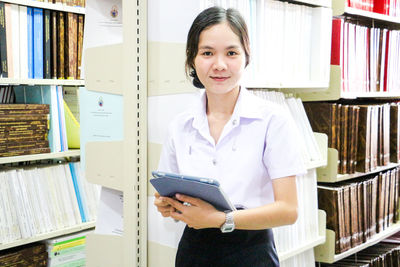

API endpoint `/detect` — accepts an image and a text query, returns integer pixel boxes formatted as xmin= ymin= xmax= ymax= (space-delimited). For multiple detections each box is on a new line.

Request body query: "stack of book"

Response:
xmin=331 ymin=18 xmax=400 ymax=94
xmin=0 ymin=2 xmax=84 ymax=80
xmin=0 ymin=103 xmax=50 ymax=157
xmin=0 ymin=242 xmax=48 ymax=266
xmin=304 ymin=102 xmax=397 ymax=174
xmin=251 ymin=89 xmax=323 ymax=166
xmin=14 ymin=85 xmax=72 ymax=152
xmin=0 ymin=162 xmax=100 ymax=244
xmin=274 ymin=171 xmax=320 ymax=255
xmin=318 ymin=166 xmax=400 ymax=254
xmin=45 ymin=230 xmax=91 ymax=267
xmin=347 ymin=0 xmax=400 ymax=17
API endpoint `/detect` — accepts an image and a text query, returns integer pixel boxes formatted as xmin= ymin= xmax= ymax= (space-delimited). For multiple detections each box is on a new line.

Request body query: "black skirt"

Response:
xmin=175 ymin=226 xmax=280 ymax=267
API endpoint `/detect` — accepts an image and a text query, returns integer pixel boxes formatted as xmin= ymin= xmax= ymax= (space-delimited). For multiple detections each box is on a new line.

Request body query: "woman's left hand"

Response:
xmin=161 ymin=194 xmax=225 ymax=229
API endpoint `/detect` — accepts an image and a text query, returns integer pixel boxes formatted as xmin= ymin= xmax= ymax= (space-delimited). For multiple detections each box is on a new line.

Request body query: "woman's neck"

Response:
xmin=206 ymin=87 xmax=240 ymax=119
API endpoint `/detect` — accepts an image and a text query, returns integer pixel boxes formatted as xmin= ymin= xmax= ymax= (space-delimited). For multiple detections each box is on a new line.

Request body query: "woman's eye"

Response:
xmin=202 ymin=51 xmax=212 ymax=56
xmin=227 ymin=51 xmax=237 ymax=56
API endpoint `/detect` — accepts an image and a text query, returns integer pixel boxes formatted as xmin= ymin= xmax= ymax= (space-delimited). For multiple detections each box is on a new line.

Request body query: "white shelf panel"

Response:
xmin=0 ymin=222 xmax=95 ymax=250
xmin=1 ymin=0 xmax=85 ymax=14
xmin=344 ymin=7 xmax=400 ymax=24
xmin=0 ymin=149 xmax=80 ymax=164
xmin=292 ymin=0 xmax=332 ymax=8
xmin=316 ymin=222 xmax=400 ymax=263
xmin=0 ymin=78 xmax=85 ymax=86
xmin=280 ymin=235 xmax=326 ymax=262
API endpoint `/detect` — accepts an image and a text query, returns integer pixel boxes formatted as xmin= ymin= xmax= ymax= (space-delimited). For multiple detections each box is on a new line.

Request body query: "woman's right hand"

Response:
xmin=154 ymin=192 xmax=176 ymax=217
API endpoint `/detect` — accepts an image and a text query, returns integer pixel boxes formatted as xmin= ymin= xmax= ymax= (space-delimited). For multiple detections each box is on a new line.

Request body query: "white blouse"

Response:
xmin=158 ymin=88 xmax=306 ymax=209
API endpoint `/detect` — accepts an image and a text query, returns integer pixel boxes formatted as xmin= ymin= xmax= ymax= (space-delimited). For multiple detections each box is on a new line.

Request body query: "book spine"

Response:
xmin=44 ymin=9 xmax=51 ymax=79
xmin=77 ymin=14 xmax=83 ymax=79
xmin=51 ymin=11 xmax=57 ymax=79
xmin=57 ymin=12 xmax=65 ymax=79
xmin=33 ymin=8 xmax=44 ymax=79
xmin=27 ymin=7 xmax=34 ymax=79
xmin=0 ymin=2 xmax=7 ymax=77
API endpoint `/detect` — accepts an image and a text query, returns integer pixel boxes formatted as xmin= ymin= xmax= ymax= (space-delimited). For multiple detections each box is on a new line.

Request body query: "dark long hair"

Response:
xmin=185 ymin=7 xmax=250 ymax=88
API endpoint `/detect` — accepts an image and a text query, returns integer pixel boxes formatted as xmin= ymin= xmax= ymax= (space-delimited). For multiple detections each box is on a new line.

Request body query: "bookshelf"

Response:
xmin=307 ymin=1 xmax=400 ymax=264
xmin=315 ymin=222 xmax=400 ymax=263
xmin=0 ymin=222 xmax=95 ymax=251
xmin=83 ymin=0 xmax=147 ymax=266
xmin=0 ymin=0 xmax=87 ymax=263
xmin=0 ymin=0 xmax=85 ymax=14
xmin=0 ymin=78 xmax=85 ymax=86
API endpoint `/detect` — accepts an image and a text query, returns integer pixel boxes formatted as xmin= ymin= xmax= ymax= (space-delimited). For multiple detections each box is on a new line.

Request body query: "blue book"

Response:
xmin=33 ymin=8 xmax=43 ymax=79
xmin=27 ymin=7 xmax=34 ymax=78
xmin=69 ymin=163 xmax=86 ymax=223
xmin=73 ymin=162 xmax=90 ymax=221
xmin=150 ymin=171 xmax=236 ymax=211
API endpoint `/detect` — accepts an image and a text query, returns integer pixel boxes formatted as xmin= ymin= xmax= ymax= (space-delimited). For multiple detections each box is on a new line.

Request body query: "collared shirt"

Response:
xmin=158 ymin=88 xmax=306 ymax=208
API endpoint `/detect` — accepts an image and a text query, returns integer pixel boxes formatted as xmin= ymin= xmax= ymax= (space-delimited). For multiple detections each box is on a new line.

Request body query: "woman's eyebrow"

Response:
xmin=198 ymin=45 xmax=214 ymax=50
xmin=198 ymin=45 xmax=241 ymax=50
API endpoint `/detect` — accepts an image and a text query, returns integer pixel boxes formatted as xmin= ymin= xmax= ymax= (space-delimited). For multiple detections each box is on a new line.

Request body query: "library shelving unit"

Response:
xmin=0 ymin=0 xmax=85 ymax=14
xmin=306 ymin=1 xmax=400 ymax=264
xmin=0 ymin=78 xmax=85 ymax=86
xmin=0 ymin=0 xmax=90 ymax=259
xmin=83 ymin=1 xmax=147 ymax=267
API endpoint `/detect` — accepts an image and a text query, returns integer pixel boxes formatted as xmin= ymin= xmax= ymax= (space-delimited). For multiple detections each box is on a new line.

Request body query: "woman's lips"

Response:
xmin=211 ymin=76 xmax=229 ymax=81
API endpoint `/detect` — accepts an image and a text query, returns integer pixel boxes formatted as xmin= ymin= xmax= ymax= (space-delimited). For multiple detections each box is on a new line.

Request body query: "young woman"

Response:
xmin=154 ymin=6 xmax=306 ymax=267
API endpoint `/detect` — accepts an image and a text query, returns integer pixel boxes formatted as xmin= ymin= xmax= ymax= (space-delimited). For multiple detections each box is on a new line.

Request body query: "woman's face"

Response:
xmin=194 ymin=22 xmax=246 ymax=96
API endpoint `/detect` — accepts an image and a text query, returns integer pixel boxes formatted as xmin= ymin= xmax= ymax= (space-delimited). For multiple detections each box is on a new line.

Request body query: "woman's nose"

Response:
xmin=213 ymin=55 xmax=227 ymax=71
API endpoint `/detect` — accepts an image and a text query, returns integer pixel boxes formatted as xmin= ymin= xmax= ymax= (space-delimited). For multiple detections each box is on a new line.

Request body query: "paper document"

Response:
xmin=94 ymin=187 xmax=123 ymax=236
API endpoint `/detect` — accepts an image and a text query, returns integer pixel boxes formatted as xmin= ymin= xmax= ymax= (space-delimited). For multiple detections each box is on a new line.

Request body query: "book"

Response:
xmin=150 ymin=171 xmax=236 ymax=212
xmin=51 ymin=11 xmax=58 ymax=79
xmin=0 ymin=2 xmax=7 ymax=77
xmin=33 ymin=8 xmax=44 ymax=79
xmin=4 ymin=4 xmax=13 ymax=78
xmin=65 ymin=13 xmax=77 ymax=79
xmin=27 ymin=7 xmax=34 ymax=79
xmin=19 ymin=5 xmax=28 ymax=79
xmin=44 ymin=9 xmax=51 ymax=79
xmin=77 ymin=14 xmax=84 ymax=79
xmin=57 ymin=11 xmax=65 ymax=79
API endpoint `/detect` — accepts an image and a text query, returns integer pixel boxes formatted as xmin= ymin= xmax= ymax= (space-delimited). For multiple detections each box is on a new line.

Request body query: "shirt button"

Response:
xmin=232 ymin=119 xmax=237 ymax=125
xmin=212 ymin=159 xmax=217 ymax=165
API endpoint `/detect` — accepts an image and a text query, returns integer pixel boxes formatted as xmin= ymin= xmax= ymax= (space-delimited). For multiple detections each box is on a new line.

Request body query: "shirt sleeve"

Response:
xmin=263 ymin=110 xmax=307 ymax=179
xmin=157 ymin=123 xmax=179 ymax=173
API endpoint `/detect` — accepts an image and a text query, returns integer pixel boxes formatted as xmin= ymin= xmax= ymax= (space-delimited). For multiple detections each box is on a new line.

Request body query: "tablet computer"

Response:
xmin=150 ymin=171 xmax=236 ymax=211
